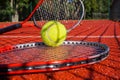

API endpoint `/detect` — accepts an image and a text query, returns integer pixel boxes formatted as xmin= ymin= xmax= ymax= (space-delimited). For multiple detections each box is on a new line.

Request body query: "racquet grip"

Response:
xmin=0 ymin=23 xmax=22 ymax=34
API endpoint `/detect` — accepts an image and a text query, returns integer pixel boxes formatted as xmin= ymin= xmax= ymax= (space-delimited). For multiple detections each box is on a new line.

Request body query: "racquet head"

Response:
xmin=0 ymin=41 xmax=109 ymax=75
xmin=33 ymin=0 xmax=85 ymax=32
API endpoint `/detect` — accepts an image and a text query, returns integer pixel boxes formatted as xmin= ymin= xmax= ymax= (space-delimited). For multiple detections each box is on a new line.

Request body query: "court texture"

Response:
xmin=0 ymin=20 xmax=120 ymax=80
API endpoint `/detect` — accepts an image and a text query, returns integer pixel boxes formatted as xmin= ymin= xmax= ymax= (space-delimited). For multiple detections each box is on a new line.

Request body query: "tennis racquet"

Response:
xmin=0 ymin=0 xmax=84 ymax=34
xmin=0 ymin=41 xmax=109 ymax=75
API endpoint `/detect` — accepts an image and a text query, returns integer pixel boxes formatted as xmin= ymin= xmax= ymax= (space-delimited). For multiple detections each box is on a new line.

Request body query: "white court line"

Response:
xmin=0 ymin=36 xmax=120 ymax=38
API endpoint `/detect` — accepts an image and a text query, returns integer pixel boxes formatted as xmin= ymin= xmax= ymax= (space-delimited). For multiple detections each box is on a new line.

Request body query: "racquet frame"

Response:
xmin=0 ymin=41 xmax=109 ymax=75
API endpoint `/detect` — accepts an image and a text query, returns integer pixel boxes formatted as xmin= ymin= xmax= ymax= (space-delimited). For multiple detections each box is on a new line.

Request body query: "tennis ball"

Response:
xmin=41 ymin=21 xmax=67 ymax=47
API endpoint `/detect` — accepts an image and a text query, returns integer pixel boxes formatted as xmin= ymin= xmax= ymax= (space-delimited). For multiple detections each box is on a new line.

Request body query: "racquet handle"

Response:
xmin=0 ymin=23 xmax=22 ymax=34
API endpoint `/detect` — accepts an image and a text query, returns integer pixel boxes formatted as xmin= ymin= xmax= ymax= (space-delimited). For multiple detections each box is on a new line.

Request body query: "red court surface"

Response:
xmin=0 ymin=20 xmax=120 ymax=80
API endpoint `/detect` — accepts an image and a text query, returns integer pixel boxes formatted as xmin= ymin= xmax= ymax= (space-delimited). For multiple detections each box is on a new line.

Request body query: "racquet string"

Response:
xmin=0 ymin=44 xmax=104 ymax=64
xmin=33 ymin=0 xmax=84 ymax=32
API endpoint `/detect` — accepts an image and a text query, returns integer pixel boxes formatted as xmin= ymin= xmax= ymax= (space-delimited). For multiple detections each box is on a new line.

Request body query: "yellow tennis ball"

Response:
xmin=41 ymin=21 xmax=67 ymax=47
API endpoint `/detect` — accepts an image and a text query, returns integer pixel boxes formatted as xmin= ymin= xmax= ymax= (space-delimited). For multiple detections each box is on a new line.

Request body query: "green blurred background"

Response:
xmin=0 ymin=0 xmax=119 ymax=22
